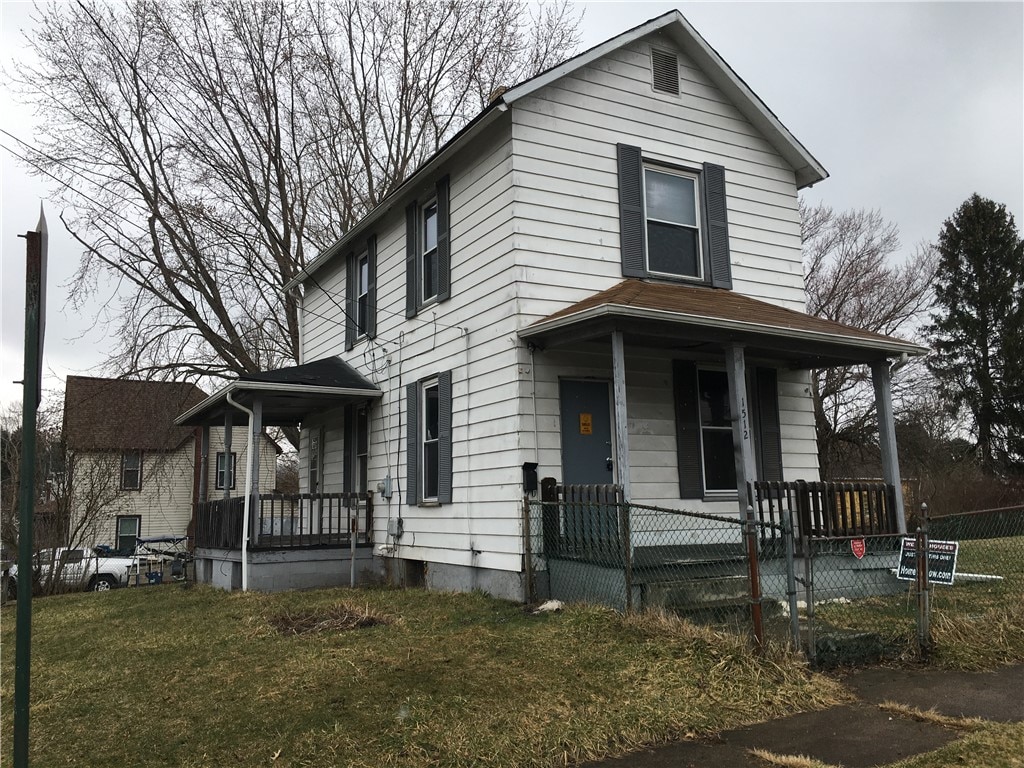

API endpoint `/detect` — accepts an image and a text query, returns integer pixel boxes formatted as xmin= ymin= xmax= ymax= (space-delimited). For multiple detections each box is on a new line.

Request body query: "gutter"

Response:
xmin=174 ymin=380 xmax=383 ymax=426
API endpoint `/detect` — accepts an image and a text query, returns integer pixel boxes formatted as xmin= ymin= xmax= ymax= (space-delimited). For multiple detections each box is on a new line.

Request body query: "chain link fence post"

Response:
xmin=781 ymin=505 xmax=801 ymax=654
xmin=620 ymin=503 xmax=633 ymax=613
xmin=744 ymin=505 xmax=765 ymax=649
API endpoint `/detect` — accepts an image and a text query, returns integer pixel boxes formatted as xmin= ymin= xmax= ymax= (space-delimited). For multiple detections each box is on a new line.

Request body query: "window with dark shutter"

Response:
xmin=407 ymin=371 xmax=453 ymax=505
xmin=617 ymin=146 xmax=733 ymax=288
xmin=755 ymin=368 xmax=783 ymax=482
xmin=406 ymin=176 xmax=452 ymax=316
xmin=651 ymin=47 xmax=680 ymax=95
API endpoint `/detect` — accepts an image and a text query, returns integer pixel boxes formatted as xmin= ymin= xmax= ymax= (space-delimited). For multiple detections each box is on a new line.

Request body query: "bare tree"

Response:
xmin=13 ymin=0 xmax=581 ymax=391
xmin=801 ymin=201 xmax=936 ymax=478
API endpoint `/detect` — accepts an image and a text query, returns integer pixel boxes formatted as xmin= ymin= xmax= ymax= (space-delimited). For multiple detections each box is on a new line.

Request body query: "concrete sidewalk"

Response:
xmin=582 ymin=664 xmax=1024 ymax=768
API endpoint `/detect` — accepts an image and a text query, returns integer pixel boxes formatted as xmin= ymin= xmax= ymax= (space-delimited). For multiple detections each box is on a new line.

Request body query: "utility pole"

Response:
xmin=15 ymin=206 xmax=47 ymax=768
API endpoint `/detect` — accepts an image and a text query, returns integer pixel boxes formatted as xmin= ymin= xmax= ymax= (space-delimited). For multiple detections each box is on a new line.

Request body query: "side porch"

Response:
xmin=176 ymin=358 xmax=384 ymax=592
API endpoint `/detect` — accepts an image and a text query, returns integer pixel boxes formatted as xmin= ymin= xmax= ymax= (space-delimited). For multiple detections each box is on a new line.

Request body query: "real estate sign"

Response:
xmin=896 ymin=538 xmax=959 ymax=586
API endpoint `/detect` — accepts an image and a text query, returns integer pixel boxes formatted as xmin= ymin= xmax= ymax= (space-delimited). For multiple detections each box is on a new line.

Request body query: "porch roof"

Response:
xmin=174 ymin=358 xmax=382 ymax=427
xmin=520 ymin=280 xmax=928 ymax=367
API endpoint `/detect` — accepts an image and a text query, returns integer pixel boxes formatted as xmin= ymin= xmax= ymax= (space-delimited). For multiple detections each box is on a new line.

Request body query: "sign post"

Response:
xmin=15 ymin=208 xmax=48 ymax=768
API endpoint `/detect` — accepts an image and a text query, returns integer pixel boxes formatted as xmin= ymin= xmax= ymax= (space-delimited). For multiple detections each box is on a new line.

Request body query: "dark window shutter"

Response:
xmin=406 ymin=382 xmax=419 ymax=504
xmin=405 ymin=203 xmax=418 ymax=318
xmin=673 ymin=360 xmax=703 ymax=498
xmin=702 ymin=162 xmax=732 ymax=289
xmin=436 ymin=175 xmax=451 ymax=302
xmin=343 ymin=404 xmax=355 ymax=493
xmin=617 ymin=143 xmax=646 ymax=278
xmin=344 ymin=251 xmax=356 ymax=351
xmin=366 ymin=235 xmax=377 ymax=339
xmin=438 ymin=369 xmax=453 ymax=504
xmin=755 ymin=368 xmax=783 ymax=482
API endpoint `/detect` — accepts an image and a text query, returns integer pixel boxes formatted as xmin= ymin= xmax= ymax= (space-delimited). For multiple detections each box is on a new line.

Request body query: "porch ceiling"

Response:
xmin=520 ymin=280 xmax=928 ymax=368
xmin=174 ymin=358 xmax=382 ymax=427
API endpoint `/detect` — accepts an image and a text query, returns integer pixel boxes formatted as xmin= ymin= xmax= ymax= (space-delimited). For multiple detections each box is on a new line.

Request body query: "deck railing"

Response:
xmin=195 ymin=492 xmax=373 ymax=550
xmin=751 ymin=480 xmax=899 ymax=549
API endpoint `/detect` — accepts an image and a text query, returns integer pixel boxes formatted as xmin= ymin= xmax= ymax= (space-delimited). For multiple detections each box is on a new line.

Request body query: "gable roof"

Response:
xmin=285 ymin=10 xmax=826 ymax=292
xmin=64 ymin=376 xmax=208 ymax=453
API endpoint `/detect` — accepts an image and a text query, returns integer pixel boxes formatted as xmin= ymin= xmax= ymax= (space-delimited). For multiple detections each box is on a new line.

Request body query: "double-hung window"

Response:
xmin=405 ymin=176 xmax=450 ymax=317
xmin=116 ymin=515 xmax=141 ymax=553
xmin=345 ymin=237 xmax=376 ymax=350
xmin=618 ymin=143 xmax=732 ymax=289
xmin=406 ymin=370 xmax=452 ymax=505
xmin=344 ymin=405 xmax=370 ymax=495
xmin=121 ymin=450 xmax=142 ymax=490
xmin=672 ymin=361 xmax=783 ymax=499
xmin=215 ymin=451 xmax=237 ymax=490
xmin=645 ymin=167 xmax=701 ymax=279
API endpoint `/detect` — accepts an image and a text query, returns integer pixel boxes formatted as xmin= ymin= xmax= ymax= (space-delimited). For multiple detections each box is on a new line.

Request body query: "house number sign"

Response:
xmin=579 ymin=413 xmax=593 ymax=435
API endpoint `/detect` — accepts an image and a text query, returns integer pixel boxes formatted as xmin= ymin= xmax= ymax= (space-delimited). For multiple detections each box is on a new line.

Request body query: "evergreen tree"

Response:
xmin=927 ymin=194 xmax=1024 ymax=473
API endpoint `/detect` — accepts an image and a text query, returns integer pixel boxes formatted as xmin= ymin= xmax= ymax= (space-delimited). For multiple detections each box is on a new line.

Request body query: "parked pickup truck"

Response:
xmin=8 ymin=547 xmax=137 ymax=596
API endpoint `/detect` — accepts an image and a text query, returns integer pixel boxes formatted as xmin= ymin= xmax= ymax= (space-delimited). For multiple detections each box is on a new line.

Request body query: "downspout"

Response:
xmin=225 ymin=392 xmax=255 ymax=592
xmin=890 ymin=352 xmax=910 ymax=374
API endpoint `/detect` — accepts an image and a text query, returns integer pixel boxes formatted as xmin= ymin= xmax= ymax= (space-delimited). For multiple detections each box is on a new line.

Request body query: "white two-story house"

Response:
xmin=179 ymin=11 xmax=922 ymax=598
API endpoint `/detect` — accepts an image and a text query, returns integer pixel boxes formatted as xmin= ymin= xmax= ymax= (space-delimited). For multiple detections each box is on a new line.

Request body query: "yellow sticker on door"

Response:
xmin=579 ymin=413 xmax=593 ymax=435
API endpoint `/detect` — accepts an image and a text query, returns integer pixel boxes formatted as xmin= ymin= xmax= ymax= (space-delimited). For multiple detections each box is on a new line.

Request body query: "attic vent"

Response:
xmin=651 ymin=48 xmax=679 ymax=95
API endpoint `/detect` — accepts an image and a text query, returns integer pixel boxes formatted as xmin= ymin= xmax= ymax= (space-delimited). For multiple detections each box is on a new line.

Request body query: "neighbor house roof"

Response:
xmin=520 ymin=280 xmax=928 ymax=367
xmin=284 ymin=10 xmax=827 ymax=293
xmin=64 ymin=376 xmax=208 ymax=453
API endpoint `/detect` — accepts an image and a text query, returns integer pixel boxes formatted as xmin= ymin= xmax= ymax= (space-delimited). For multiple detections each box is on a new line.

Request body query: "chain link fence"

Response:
xmin=525 ymin=488 xmax=1024 ymax=665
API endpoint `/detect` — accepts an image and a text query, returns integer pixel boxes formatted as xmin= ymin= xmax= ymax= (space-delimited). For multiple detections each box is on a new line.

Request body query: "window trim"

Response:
xmin=356 ymin=251 xmax=370 ymax=337
xmin=642 ymin=164 xmax=703 ymax=282
xmin=215 ymin=451 xmax=237 ymax=491
xmin=121 ymin=450 xmax=142 ymax=491
xmin=696 ymin=368 xmax=737 ymax=496
xmin=115 ymin=515 xmax=141 ymax=554
xmin=420 ymin=378 xmax=440 ymax=503
xmin=406 ymin=370 xmax=452 ymax=506
xmin=617 ymin=144 xmax=732 ymax=289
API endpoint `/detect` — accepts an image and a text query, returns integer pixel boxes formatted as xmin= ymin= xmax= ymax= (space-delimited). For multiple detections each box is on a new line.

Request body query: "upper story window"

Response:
xmin=617 ymin=144 xmax=732 ymax=290
xmin=345 ymin=236 xmax=376 ymax=350
xmin=406 ymin=176 xmax=450 ymax=318
xmin=421 ymin=200 xmax=439 ymax=303
xmin=645 ymin=167 xmax=701 ymax=279
xmin=121 ymin=450 xmax=142 ymax=490
xmin=356 ymin=252 xmax=370 ymax=335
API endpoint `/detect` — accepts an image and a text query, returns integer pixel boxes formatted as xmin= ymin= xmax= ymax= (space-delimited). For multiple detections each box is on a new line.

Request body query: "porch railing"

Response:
xmin=540 ymin=480 xmax=625 ymax=560
xmin=195 ymin=492 xmax=373 ymax=550
xmin=751 ymin=480 xmax=899 ymax=550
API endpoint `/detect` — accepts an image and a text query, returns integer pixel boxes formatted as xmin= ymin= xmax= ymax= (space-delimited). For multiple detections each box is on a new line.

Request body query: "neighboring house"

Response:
xmin=64 ymin=376 xmax=278 ymax=550
xmin=180 ymin=12 xmax=924 ymax=599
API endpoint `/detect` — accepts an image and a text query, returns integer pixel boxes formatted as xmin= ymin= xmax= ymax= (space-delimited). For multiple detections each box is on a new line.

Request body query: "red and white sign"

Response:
xmin=850 ymin=538 xmax=866 ymax=559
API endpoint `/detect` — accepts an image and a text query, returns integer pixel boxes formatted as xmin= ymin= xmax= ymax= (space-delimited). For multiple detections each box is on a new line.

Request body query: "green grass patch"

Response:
xmin=1 ymin=585 xmax=845 ymax=768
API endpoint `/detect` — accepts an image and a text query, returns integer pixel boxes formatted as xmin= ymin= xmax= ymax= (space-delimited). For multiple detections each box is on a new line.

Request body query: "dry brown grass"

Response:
xmin=265 ymin=601 xmax=393 ymax=635
xmin=748 ymin=747 xmax=834 ymax=767
xmin=878 ymin=701 xmax=986 ymax=732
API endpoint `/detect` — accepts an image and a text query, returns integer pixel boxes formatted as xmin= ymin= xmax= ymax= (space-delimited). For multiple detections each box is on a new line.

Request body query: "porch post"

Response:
xmin=222 ymin=411 xmax=233 ymax=502
xmin=871 ymin=360 xmax=907 ymax=534
xmin=199 ymin=425 xmax=210 ymax=503
xmin=248 ymin=396 xmax=263 ymax=546
xmin=611 ymin=330 xmax=631 ymax=501
xmin=725 ymin=345 xmax=757 ymax=516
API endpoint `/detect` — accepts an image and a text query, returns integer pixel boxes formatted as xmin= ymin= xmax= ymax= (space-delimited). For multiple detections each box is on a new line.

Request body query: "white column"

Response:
xmin=725 ymin=345 xmax=756 ymax=517
xmin=248 ymin=397 xmax=263 ymax=545
xmin=611 ymin=331 xmax=631 ymax=501
xmin=872 ymin=360 xmax=907 ymax=534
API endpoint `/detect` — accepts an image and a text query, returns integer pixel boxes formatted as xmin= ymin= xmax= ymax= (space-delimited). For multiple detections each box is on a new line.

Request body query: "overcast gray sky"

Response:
xmin=2 ymin=1 xmax=1022 ymax=410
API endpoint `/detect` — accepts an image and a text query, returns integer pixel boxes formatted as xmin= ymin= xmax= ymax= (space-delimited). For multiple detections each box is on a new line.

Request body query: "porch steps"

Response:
xmin=643 ymin=573 xmax=749 ymax=613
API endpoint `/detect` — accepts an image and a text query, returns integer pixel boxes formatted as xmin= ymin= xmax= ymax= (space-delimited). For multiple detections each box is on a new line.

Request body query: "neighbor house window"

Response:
xmin=215 ymin=451 xmax=237 ymax=490
xmin=308 ymin=429 xmax=322 ymax=493
xmin=697 ymin=370 xmax=737 ymax=493
xmin=121 ymin=450 xmax=142 ymax=490
xmin=645 ymin=166 xmax=701 ymax=279
xmin=116 ymin=515 xmax=141 ymax=553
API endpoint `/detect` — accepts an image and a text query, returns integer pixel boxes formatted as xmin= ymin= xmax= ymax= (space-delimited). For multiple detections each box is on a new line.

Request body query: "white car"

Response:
xmin=8 ymin=547 xmax=137 ymax=596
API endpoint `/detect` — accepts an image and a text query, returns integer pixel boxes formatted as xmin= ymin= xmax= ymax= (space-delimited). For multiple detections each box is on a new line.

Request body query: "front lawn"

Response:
xmin=1 ymin=585 xmax=845 ymax=767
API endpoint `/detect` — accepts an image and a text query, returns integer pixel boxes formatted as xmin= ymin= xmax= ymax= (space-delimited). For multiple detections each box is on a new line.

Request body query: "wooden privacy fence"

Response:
xmin=751 ymin=480 xmax=899 ymax=549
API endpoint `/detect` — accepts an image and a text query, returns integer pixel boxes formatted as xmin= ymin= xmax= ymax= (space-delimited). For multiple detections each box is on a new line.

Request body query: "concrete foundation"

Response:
xmin=195 ymin=545 xmax=383 ymax=592
xmin=382 ymin=557 xmax=528 ymax=602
